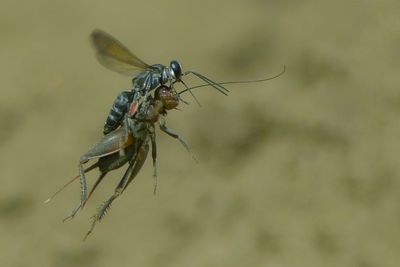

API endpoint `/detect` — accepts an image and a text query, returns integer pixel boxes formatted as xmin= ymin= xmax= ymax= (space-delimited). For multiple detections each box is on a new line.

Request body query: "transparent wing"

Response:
xmin=91 ymin=29 xmax=151 ymax=76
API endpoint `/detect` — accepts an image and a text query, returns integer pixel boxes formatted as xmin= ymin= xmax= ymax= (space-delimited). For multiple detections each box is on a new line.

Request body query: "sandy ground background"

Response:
xmin=1 ymin=0 xmax=400 ymax=266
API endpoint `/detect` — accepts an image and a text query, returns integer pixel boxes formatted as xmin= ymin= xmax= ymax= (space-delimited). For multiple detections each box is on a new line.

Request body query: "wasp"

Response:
xmin=46 ymin=29 xmax=285 ymax=239
xmin=91 ymin=29 xmax=229 ymax=135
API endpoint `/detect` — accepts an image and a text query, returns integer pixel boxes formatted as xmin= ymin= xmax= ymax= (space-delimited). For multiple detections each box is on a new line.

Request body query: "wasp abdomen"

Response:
xmin=104 ymin=91 xmax=133 ymax=135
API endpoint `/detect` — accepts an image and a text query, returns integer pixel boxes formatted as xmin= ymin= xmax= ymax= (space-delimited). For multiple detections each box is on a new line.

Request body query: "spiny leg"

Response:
xmin=63 ymin=172 xmax=108 ymax=222
xmin=63 ymin=162 xmax=97 ymax=222
xmin=82 ymin=172 xmax=108 ymax=208
xmin=84 ymin=142 xmax=145 ymax=240
xmin=78 ymin=163 xmax=88 ymax=210
xmin=75 ymin=126 xmax=134 ymax=220
xmin=45 ymin=162 xmax=99 ymax=204
xmin=159 ymin=121 xmax=197 ymax=162
xmin=84 ymin=171 xmax=132 ymax=240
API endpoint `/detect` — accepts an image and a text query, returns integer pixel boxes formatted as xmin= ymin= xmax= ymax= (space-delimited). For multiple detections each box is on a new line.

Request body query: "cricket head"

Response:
xmin=155 ymin=85 xmax=179 ymax=110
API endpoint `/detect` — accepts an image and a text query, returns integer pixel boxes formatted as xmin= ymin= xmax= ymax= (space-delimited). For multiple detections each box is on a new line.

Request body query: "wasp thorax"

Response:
xmin=155 ymin=86 xmax=179 ymax=110
xmin=169 ymin=60 xmax=182 ymax=80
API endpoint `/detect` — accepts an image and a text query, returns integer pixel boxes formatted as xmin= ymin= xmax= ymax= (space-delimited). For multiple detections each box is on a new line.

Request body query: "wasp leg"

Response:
xmin=150 ymin=130 xmax=158 ymax=195
xmin=84 ymin=142 xmax=149 ymax=241
xmin=159 ymin=122 xmax=197 ymax=162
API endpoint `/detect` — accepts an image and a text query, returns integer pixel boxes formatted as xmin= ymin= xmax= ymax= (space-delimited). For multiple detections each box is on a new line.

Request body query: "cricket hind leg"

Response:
xmin=45 ymin=162 xmax=99 ymax=204
xmin=63 ymin=171 xmax=108 ymax=222
xmin=81 ymin=144 xmax=136 ymax=210
xmin=64 ymin=145 xmax=137 ymax=222
xmin=84 ymin=142 xmax=149 ymax=240
xmin=78 ymin=163 xmax=88 ymax=212
xmin=61 ymin=161 xmax=102 ymax=222
xmin=76 ymin=127 xmax=135 ymax=216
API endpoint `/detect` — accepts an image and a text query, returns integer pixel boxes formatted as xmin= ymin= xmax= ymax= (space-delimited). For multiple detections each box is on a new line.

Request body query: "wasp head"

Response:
xmin=170 ymin=60 xmax=182 ymax=80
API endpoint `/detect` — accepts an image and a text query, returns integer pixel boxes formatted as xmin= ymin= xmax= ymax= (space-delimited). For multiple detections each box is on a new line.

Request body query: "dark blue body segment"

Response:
xmin=131 ymin=64 xmax=165 ymax=98
xmin=103 ymin=91 xmax=133 ymax=134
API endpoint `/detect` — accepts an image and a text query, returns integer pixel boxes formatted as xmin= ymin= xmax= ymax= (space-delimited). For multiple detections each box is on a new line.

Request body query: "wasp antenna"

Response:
xmin=192 ymin=71 xmax=229 ymax=94
xmin=180 ymin=79 xmax=201 ymax=107
xmin=179 ymin=65 xmax=285 ymax=95
xmin=214 ymin=65 xmax=286 ymax=85
xmin=183 ymin=71 xmax=229 ymax=96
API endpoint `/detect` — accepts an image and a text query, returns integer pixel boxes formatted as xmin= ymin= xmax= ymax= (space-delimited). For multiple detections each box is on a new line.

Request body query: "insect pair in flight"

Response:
xmin=46 ymin=29 xmax=284 ymax=240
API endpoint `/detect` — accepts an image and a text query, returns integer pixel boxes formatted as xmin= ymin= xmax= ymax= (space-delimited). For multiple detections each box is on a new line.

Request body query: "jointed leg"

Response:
xmin=82 ymin=172 xmax=107 ymax=208
xmin=84 ymin=162 xmax=136 ymax=240
xmin=75 ymin=126 xmax=134 ymax=215
xmin=45 ymin=162 xmax=99 ymax=204
xmin=62 ymin=162 xmax=96 ymax=221
xmin=63 ymin=171 xmax=108 ymax=222
xmin=78 ymin=163 xmax=88 ymax=209
xmin=84 ymin=142 xmax=148 ymax=240
xmin=159 ymin=121 xmax=197 ymax=162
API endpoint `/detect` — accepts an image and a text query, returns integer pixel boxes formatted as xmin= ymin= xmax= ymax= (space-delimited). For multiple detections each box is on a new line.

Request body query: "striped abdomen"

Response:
xmin=103 ymin=91 xmax=133 ymax=135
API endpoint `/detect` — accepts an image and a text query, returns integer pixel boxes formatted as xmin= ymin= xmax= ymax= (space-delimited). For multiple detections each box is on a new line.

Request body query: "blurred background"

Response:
xmin=1 ymin=0 xmax=400 ymax=266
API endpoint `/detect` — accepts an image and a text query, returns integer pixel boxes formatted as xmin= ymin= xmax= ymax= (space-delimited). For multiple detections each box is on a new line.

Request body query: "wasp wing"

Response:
xmin=91 ymin=29 xmax=151 ymax=76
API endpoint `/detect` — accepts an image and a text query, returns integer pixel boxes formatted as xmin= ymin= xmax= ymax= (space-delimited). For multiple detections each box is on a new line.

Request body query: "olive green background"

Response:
xmin=1 ymin=1 xmax=399 ymax=266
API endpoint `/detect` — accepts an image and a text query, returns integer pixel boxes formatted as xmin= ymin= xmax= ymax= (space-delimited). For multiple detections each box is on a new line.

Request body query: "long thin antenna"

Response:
xmin=180 ymin=79 xmax=201 ymax=107
xmin=183 ymin=71 xmax=229 ymax=96
xmin=179 ymin=65 xmax=285 ymax=95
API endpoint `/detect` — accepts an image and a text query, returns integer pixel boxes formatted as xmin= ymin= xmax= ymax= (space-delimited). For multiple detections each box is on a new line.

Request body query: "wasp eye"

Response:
xmin=170 ymin=60 xmax=182 ymax=80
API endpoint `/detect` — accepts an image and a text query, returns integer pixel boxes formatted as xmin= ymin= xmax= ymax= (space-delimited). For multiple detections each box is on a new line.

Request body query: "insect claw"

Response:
xmin=62 ymin=214 xmax=75 ymax=223
xmin=83 ymin=227 xmax=94 ymax=241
